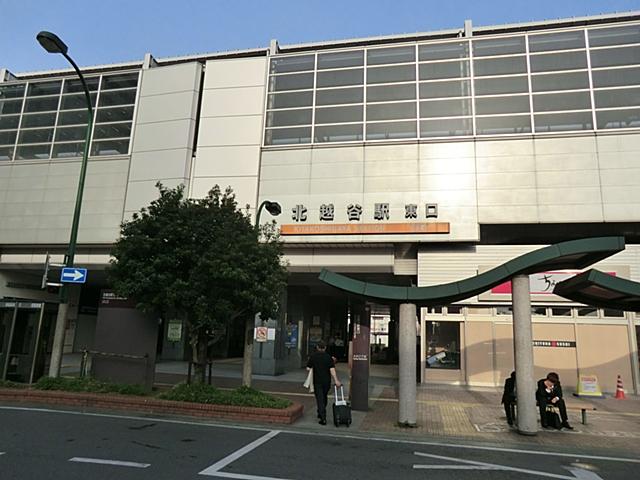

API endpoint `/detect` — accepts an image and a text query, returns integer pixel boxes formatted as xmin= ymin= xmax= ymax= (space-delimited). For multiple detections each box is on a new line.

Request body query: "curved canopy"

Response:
xmin=318 ymin=236 xmax=625 ymax=305
xmin=553 ymin=269 xmax=640 ymax=312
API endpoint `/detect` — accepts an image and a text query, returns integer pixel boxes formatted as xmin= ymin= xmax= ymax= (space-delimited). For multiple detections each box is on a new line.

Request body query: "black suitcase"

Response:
xmin=332 ymin=386 xmax=352 ymax=427
xmin=545 ymin=406 xmax=562 ymax=429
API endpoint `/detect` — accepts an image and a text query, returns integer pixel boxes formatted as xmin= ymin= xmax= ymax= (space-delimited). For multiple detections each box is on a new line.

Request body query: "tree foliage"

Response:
xmin=108 ymin=184 xmax=287 ymax=380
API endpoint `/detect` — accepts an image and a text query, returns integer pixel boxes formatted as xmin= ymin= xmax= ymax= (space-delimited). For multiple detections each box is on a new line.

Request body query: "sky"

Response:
xmin=2 ymin=0 xmax=640 ymax=74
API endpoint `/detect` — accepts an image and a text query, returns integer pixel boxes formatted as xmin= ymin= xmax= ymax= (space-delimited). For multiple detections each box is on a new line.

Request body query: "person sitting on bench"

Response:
xmin=536 ymin=372 xmax=573 ymax=430
xmin=501 ymin=371 xmax=516 ymax=426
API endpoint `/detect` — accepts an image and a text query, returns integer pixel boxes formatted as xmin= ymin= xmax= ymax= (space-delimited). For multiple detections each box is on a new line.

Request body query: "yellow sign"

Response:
xmin=574 ymin=374 xmax=605 ymax=398
xmin=281 ymin=222 xmax=450 ymax=236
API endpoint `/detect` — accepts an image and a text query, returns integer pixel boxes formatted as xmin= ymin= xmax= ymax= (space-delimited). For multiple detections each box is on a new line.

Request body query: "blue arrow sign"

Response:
xmin=60 ymin=267 xmax=87 ymax=284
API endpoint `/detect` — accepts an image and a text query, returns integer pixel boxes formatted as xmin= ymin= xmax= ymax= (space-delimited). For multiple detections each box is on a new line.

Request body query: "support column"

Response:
xmin=512 ymin=274 xmax=537 ymax=436
xmin=351 ymin=302 xmax=370 ymax=411
xmin=399 ymin=303 xmax=417 ymax=427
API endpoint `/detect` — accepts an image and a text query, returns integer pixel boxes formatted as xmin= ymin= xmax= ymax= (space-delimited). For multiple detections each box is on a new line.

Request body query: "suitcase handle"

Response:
xmin=334 ymin=385 xmax=347 ymax=406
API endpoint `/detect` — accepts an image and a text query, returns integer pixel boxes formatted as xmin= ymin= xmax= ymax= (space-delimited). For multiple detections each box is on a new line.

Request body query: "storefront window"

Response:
xmin=426 ymin=321 xmax=460 ymax=369
xmin=551 ymin=307 xmax=572 ymax=317
xmin=602 ymin=308 xmax=625 ymax=318
xmin=446 ymin=305 xmax=463 ymax=315
xmin=531 ymin=306 xmax=547 ymax=316
xmin=496 ymin=306 xmax=513 ymax=315
xmin=577 ymin=307 xmax=598 ymax=317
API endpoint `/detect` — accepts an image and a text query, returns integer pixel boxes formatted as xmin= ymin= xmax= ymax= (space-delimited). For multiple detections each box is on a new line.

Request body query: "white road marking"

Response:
xmin=2 ymin=405 xmax=638 ymax=465
xmin=0 ymin=452 xmax=5 ymax=456
xmin=69 ymin=457 xmax=150 ymax=468
xmin=413 ymin=451 xmax=575 ymax=479
xmin=210 ymin=472 xmax=292 ymax=480
xmin=565 ymin=466 xmax=604 ymax=479
xmin=199 ymin=430 xmax=282 ymax=477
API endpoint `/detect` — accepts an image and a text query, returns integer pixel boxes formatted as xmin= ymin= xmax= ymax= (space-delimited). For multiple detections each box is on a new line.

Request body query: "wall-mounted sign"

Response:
xmin=255 ymin=326 xmax=268 ymax=343
xmin=532 ymin=340 xmax=576 ymax=348
xmin=290 ymin=202 xmax=439 ymax=222
xmin=281 ymin=222 xmax=450 ymax=236
xmin=167 ymin=321 xmax=183 ymax=342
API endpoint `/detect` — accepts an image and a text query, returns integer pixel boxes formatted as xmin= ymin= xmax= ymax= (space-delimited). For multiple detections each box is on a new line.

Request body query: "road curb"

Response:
xmin=0 ymin=388 xmax=303 ymax=424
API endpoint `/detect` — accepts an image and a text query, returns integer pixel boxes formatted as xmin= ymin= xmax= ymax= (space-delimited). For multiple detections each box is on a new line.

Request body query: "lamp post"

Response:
xmin=242 ymin=200 xmax=282 ymax=387
xmin=37 ymin=31 xmax=94 ymax=378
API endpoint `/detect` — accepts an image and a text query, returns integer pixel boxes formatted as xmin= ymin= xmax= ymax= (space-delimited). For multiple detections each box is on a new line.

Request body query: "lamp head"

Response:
xmin=36 ymin=31 xmax=68 ymax=54
xmin=264 ymin=201 xmax=282 ymax=216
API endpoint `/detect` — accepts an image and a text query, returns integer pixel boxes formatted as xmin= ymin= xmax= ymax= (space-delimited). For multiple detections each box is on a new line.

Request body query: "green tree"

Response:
xmin=108 ymin=183 xmax=287 ymax=383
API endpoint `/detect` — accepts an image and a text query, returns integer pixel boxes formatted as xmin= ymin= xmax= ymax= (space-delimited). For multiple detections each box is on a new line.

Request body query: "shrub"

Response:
xmin=34 ymin=376 xmax=147 ymax=396
xmin=0 ymin=379 xmax=22 ymax=389
xmin=159 ymin=383 xmax=291 ymax=409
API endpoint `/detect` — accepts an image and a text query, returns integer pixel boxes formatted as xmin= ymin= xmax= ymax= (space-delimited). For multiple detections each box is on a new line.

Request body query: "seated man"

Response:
xmin=536 ymin=372 xmax=573 ymax=430
xmin=501 ymin=371 xmax=516 ymax=426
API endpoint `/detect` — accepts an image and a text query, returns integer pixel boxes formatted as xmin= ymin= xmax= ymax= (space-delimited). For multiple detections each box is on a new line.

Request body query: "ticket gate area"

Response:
xmin=0 ymin=301 xmax=56 ymax=383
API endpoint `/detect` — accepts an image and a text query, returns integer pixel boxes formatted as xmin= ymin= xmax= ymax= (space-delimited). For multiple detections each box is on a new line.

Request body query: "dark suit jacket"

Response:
xmin=536 ymin=379 xmax=563 ymax=404
xmin=501 ymin=376 xmax=516 ymax=404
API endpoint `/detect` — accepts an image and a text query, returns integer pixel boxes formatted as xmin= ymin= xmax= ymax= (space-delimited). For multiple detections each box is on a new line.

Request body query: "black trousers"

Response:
xmin=313 ymin=382 xmax=331 ymax=420
xmin=539 ymin=398 xmax=568 ymax=425
xmin=504 ymin=400 xmax=516 ymax=424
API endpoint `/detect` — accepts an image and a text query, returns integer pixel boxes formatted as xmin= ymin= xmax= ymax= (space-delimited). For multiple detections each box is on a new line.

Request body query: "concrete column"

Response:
xmin=512 ymin=274 xmax=537 ymax=436
xmin=351 ymin=303 xmax=370 ymax=411
xmin=399 ymin=303 xmax=417 ymax=426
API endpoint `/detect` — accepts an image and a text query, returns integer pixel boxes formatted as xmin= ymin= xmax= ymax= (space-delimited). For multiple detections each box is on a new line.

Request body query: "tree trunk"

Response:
xmin=190 ymin=328 xmax=207 ymax=384
xmin=242 ymin=316 xmax=254 ymax=387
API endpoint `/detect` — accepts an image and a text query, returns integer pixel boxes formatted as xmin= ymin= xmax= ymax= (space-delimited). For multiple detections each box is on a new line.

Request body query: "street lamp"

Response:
xmin=37 ymin=31 xmax=94 ymax=378
xmin=255 ymin=200 xmax=282 ymax=227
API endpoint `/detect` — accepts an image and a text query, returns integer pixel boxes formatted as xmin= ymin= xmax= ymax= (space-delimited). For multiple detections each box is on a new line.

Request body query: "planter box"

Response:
xmin=0 ymin=388 xmax=303 ymax=424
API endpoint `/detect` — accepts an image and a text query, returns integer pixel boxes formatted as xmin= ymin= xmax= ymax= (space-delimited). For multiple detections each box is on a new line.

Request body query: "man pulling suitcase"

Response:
xmin=306 ymin=341 xmax=342 ymax=425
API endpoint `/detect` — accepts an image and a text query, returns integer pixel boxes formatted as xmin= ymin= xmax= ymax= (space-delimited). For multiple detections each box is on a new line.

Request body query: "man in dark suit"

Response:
xmin=501 ymin=371 xmax=516 ymax=426
xmin=536 ymin=372 xmax=573 ymax=430
xmin=307 ymin=341 xmax=342 ymax=425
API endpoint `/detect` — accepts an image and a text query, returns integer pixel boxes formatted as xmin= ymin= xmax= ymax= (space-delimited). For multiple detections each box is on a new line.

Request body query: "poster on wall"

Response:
xmin=285 ymin=324 xmax=298 ymax=348
xmin=167 ymin=321 xmax=183 ymax=342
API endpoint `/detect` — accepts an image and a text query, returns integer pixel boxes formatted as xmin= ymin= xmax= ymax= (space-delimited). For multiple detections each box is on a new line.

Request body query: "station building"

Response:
xmin=1 ymin=12 xmax=639 ymax=394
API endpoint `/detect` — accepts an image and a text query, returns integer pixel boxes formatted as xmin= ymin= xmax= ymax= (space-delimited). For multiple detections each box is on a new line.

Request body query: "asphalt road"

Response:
xmin=1 ymin=406 xmax=638 ymax=480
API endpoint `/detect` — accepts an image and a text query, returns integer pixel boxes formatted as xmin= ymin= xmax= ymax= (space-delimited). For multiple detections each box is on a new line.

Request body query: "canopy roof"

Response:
xmin=553 ymin=269 xmax=640 ymax=312
xmin=319 ymin=236 xmax=625 ymax=305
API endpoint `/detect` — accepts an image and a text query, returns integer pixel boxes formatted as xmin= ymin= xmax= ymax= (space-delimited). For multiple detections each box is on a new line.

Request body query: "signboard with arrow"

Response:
xmin=60 ymin=267 xmax=88 ymax=284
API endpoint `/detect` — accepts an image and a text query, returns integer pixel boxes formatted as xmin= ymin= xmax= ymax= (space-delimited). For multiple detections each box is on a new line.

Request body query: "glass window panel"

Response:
xmin=270 ymin=55 xmax=315 ymax=74
xmin=91 ymin=139 xmax=130 ymax=156
xmin=60 ymin=92 xmax=97 ymax=110
xmin=0 ymin=99 xmax=23 ymax=115
xmin=419 ymin=60 xmax=469 ymax=80
xmin=57 ymin=110 xmax=88 ymax=126
xmin=367 ymin=84 xmax=415 ymax=102
xmin=315 ymin=87 xmax=363 ymax=105
xmin=0 ymin=145 xmax=13 ymax=160
xmin=535 ymin=111 xmax=593 ymax=132
xmin=314 ymin=124 xmax=363 ymax=142
xmin=446 ymin=306 xmax=463 ymax=315
xmin=420 ymin=117 xmax=472 ymax=137
xmin=0 ymin=115 xmax=19 ymax=130
xmin=577 ymin=307 xmax=598 ymax=317
xmin=529 ymin=30 xmax=586 ymax=52
xmin=474 ymin=75 xmax=528 ymax=95
xmin=591 ymin=47 xmax=640 ymax=68
xmin=425 ymin=321 xmax=460 ymax=369
xmin=476 ymin=115 xmax=531 ymax=134
xmin=589 ymin=25 xmax=640 ymax=48
xmin=530 ymin=51 xmax=587 ymax=72
xmin=52 ymin=142 xmax=85 ymax=158
xmin=318 ymin=50 xmax=363 ymax=69
xmin=595 ymin=87 xmax=640 ymax=108
xmin=27 ymin=81 xmax=61 ymax=97
xmin=419 ymin=79 xmax=471 ymax=98
xmin=316 ymin=69 xmax=363 ymax=88
xmin=551 ymin=307 xmax=572 ymax=317
xmin=596 ymin=108 xmax=640 ymax=129
xmin=473 ymin=56 xmax=526 ymax=76
xmin=315 ymin=105 xmax=362 ymax=124
xmin=264 ymin=127 xmax=311 ymax=145
xmin=18 ymin=128 xmax=54 ymax=144
xmin=63 ymin=77 xmax=99 ymax=93
xmin=366 ymin=121 xmax=416 ymax=140
xmin=367 ymin=65 xmax=415 ymax=84
xmin=475 ymin=95 xmax=530 ymax=115
xmin=266 ymin=109 xmax=312 ymax=127
xmin=533 ymin=91 xmax=591 ymax=112
xmin=367 ymin=46 xmax=415 ymax=65
xmin=269 ymin=73 xmax=313 ymax=92
xmin=367 ymin=102 xmax=416 ymax=121
xmin=54 ymin=126 xmax=86 ymax=142
xmin=100 ymin=73 xmax=139 ymax=90
xmin=0 ymin=84 xmax=25 ymax=99
xmin=420 ymin=98 xmax=472 ymax=117
xmin=15 ymin=144 xmax=51 ymax=160
xmin=93 ymin=122 xmax=132 ymax=139
xmin=592 ymin=67 xmax=640 ymax=88
xmin=95 ymin=106 xmax=135 ymax=123
xmin=21 ymin=112 xmax=56 ymax=128
xmin=98 ymin=89 xmax=137 ymax=107
xmin=496 ymin=306 xmax=513 ymax=315
xmin=427 ymin=307 xmax=443 ymax=314
xmin=24 ymin=96 xmax=58 ymax=113
xmin=267 ymin=91 xmax=313 ymax=109
xmin=531 ymin=307 xmax=547 ymax=316
xmin=0 ymin=130 xmax=17 ymax=145
xmin=531 ymin=72 xmax=590 ymax=92
xmin=419 ymin=41 xmax=469 ymax=61
xmin=473 ymin=36 xmax=525 ymax=57
xmin=603 ymin=308 xmax=625 ymax=317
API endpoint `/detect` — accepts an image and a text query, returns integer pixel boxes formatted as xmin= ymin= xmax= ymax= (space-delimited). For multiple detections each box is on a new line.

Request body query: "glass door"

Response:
xmin=6 ymin=303 xmax=42 ymax=383
xmin=0 ymin=304 xmax=17 ymax=380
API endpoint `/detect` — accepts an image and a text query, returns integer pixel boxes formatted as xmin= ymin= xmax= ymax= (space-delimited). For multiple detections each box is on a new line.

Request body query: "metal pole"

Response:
xmin=48 ymin=53 xmax=94 ymax=378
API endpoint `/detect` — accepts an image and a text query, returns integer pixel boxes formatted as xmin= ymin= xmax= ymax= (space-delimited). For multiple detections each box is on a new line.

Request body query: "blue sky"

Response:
xmin=2 ymin=0 xmax=639 ymax=73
